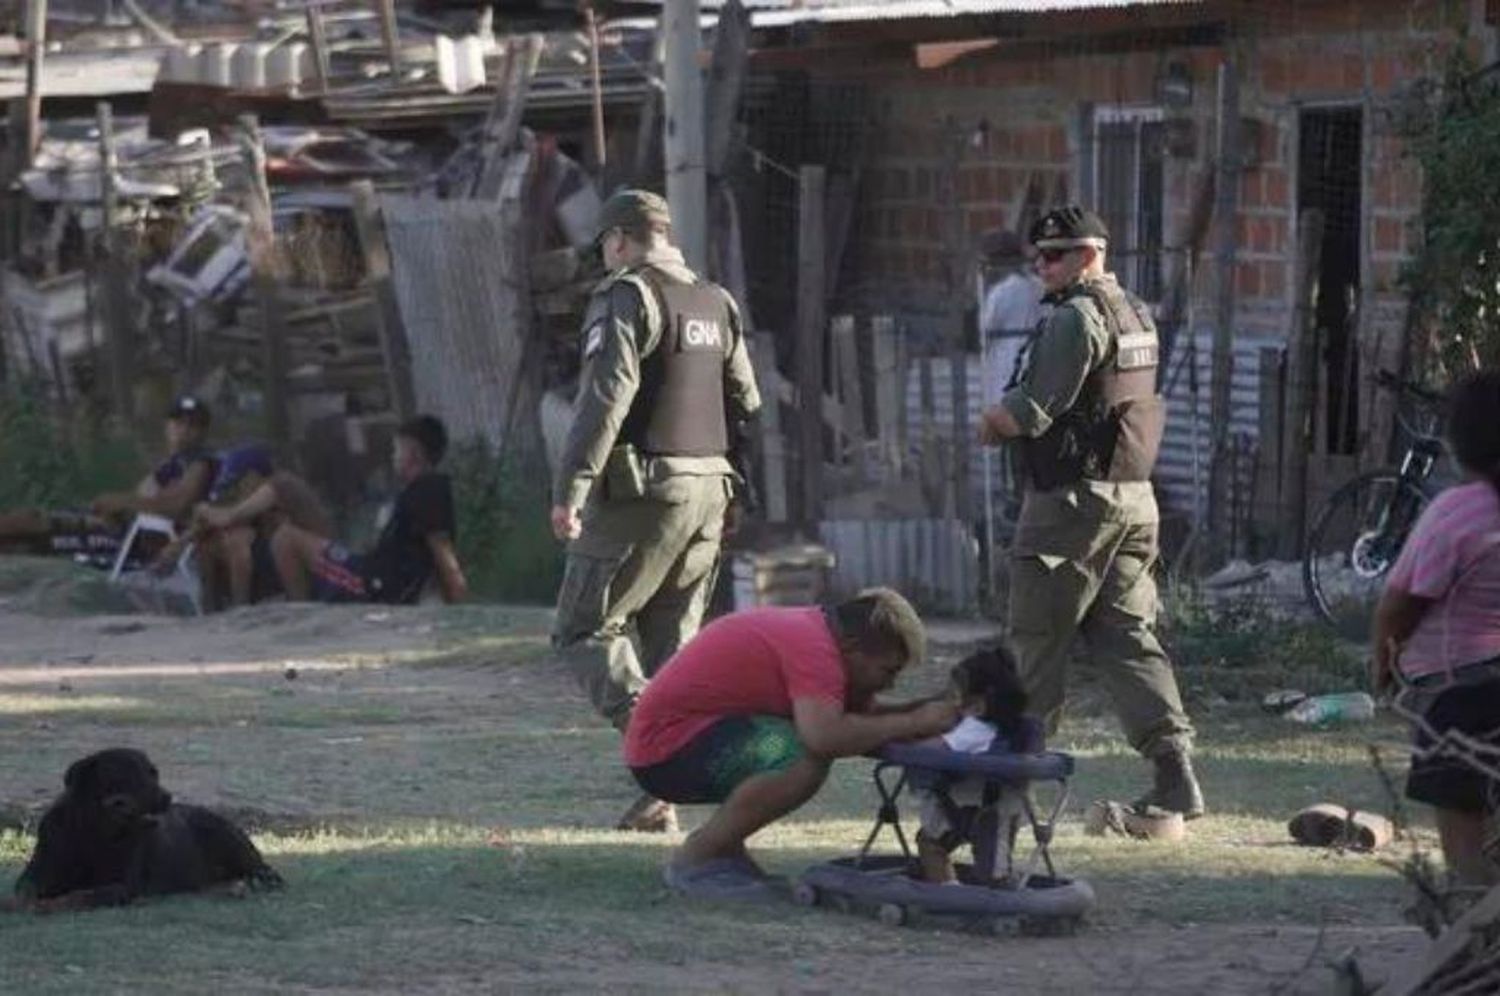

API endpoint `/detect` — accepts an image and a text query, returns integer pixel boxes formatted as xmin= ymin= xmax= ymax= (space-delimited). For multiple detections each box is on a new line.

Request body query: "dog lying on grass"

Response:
xmin=5 ymin=748 xmax=282 ymax=912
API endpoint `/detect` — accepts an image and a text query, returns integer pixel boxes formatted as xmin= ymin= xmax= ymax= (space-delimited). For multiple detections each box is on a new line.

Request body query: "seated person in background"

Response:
xmin=200 ymin=416 xmax=466 ymax=605
xmin=624 ymin=588 xmax=959 ymax=900
xmin=155 ymin=444 xmax=333 ymax=611
xmin=910 ymin=644 xmax=1038 ymax=885
xmin=0 ymin=396 xmax=215 ymax=565
xmin=1374 ymin=369 xmax=1500 ymax=889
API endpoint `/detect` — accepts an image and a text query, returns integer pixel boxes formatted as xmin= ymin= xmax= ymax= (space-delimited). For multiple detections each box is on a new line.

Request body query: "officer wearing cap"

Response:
xmin=550 ymin=189 xmax=762 ymax=832
xmin=976 ymin=205 xmax=1204 ymax=819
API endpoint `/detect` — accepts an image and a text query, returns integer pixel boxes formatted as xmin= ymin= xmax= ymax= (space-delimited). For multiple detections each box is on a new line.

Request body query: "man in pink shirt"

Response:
xmin=624 ymin=588 xmax=959 ymax=899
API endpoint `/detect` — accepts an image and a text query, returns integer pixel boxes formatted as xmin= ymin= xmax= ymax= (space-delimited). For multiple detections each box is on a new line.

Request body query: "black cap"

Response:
xmin=1029 ymin=205 xmax=1110 ymax=250
xmin=167 ymin=394 xmax=210 ymax=427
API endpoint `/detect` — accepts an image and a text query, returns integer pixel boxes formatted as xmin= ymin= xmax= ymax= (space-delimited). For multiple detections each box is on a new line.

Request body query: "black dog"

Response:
xmin=11 ymin=748 xmax=282 ymax=910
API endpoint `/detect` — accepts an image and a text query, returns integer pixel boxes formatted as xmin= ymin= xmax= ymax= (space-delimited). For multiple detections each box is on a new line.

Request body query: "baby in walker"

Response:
xmin=913 ymin=644 xmax=1038 ymax=884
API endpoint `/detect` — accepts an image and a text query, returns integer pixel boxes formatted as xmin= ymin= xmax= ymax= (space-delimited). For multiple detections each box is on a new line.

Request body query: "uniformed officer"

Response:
xmin=976 ymin=205 xmax=1204 ymax=818
xmin=550 ymin=189 xmax=762 ymax=832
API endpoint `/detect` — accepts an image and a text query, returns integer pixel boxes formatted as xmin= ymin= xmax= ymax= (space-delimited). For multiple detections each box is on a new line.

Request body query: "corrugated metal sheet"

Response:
xmin=380 ymin=196 xmax=528 ymax=448
xmin=748 ymin=0 xmax=1204 ymax=26
xmin=904 ymin=332 xmax=1272 ymax=522
xmin=820 ymin=518 xmax=979 ymax=615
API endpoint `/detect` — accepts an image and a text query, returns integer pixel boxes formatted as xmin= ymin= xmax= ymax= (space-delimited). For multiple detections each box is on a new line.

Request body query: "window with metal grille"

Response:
xmin=1093 ymin=106 xmax=1165 ymax=303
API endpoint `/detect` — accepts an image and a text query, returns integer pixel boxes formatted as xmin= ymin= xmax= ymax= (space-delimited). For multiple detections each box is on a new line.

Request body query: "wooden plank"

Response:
xmin=704 ymin=0 xmax=751 ymax=180
xmin=831 ymin=315 xmax=866 ymax=482
xmin=630 ymin=13 xmax=667 ymax=186
xmin=664 ymin=0 xmax=708 ymax=270
xmin=374 ymin=0 xmax=402 ymax=78
xmin=305 ymin=5 xmax=331 ymax=94
xmin=750 ymin=332 xmax=788 ymax=523
xmin=584 ymin=5 xmax=607 ymax=171
xmin=870 ymin=314 xmax=901 ymax=479
xmin=350 ymin=179 xmax=415 ymax=421
xmin=797 ymin=165 xmax=828 ymax=525
xmin=1208 ymin=60 xmax=1243 ymax=566
xmin=96 ymin=101 xmax=134 ymax=419
xmin=238 ymin=113 xmax=289 ymax=454
xmin=20 ymin=0 xmax=45 ymax=169
xmin=1253 ymin=346 xmax=1284 ymax=557
xmin=471 ymin=35 xmax=542 ymax=200
xmin=1279 ymin=209 xmax=1325 ymax=559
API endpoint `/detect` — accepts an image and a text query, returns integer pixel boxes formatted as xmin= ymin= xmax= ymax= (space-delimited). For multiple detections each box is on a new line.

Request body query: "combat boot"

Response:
xmin=616 ymin=792 xmax=679 ymax=833
xmin=1134 ymin=749 xmax=1205 ymax=820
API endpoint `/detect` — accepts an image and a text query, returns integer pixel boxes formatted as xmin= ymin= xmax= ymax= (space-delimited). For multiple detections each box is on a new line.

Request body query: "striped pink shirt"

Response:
xmin=1385 ymin=480 xmax=1500 ymax=678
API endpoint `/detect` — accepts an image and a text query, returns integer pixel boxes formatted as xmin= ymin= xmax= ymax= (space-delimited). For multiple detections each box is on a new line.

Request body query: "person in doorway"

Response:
xmin=200 ymin=416 xmax=466 ymax=606
xmin=1374 ymin=370 xmax=1500 ymax=888
xmin=550 ymin=189 xmax=762 ymax=834
xmin=979 ymin=228 xmax=1049 ymax=404
xmin=0 ymin=395 xmax=215 ymax=565
xmin=625 ymin=588 xmax=958 ymax=899
xmin=976 ymin=205 xmax=1204 ymax=819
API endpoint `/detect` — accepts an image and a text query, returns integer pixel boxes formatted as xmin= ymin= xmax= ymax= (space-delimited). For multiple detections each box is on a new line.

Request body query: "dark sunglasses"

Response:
xmin=1037 ymin=248 xmax=1074 ymax=263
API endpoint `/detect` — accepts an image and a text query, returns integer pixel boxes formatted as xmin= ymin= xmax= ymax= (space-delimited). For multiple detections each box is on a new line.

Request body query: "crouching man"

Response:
xmin=624 ymin=587 xmax=959 ymax=900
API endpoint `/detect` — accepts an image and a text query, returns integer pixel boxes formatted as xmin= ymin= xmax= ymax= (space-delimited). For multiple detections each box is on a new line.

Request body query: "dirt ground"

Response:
xmin=0 ymin=558 xmax=1433 ymax=994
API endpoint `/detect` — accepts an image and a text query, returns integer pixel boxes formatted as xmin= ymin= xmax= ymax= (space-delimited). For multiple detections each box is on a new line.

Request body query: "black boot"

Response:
xmin=1135 ymin=750 xmax=1205 ymax=820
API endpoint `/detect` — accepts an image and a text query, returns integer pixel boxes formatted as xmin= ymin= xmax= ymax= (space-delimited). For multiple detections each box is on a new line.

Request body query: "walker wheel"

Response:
xmin=791 ymin=882 xmax=819 ymax=908
xmin=877 ymin=902 xmax=909 ymax=927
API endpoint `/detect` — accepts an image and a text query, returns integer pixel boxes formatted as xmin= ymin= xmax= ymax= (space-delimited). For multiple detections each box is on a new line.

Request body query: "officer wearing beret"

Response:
xmin=977 ymin=205 xmax=1204 ymax=819
xmin=550 ymin=189 xmax=762 ymax=832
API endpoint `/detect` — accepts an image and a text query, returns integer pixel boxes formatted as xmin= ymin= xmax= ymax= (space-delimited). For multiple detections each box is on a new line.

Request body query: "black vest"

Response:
xmin=1018 ymin=275 xmax=1166 ymax=491
xmin=618 ymin=268 xmax=731 ymax=457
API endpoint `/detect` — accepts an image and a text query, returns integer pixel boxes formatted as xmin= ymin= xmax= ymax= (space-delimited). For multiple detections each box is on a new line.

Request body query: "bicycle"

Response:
xmin=1302 ymin=369 xmax=1448 ymax=630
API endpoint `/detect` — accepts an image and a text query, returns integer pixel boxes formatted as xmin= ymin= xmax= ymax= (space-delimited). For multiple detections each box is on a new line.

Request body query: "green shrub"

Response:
xmin=1160 ymin=587 xmax=1366 ymax=698
xmin=0 ymin=385 xmax=142 ymax=509
xmin=449 ymin=441 xmax=563 ymax=604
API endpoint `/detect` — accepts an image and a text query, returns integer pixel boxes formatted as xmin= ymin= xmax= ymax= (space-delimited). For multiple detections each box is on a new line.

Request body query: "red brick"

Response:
xmin=1261 ymin=260 xmax=1286 ymax=299
xmin=1261 ymin=53 xmax=1288 ymax=94
xmin=1239 ymin=172 xmax=1262 ymax=208
xmin=1047 ymin=126 xmax=1069 ymax=162
xmin=1374 ymin=216 xmax=1404 ymax=254
xmin=1371 ymin=54 xmax=1400 ymax=93
xmin=1236 ymin=261 xmax=1261 ymax=298
xmin=956 ymin=168 xmax=973 ymax=202
xmin=1264 ymin=170 xmax=1290 ymax=209
xmin=1342 ymin=53 xmax=1367 ymax=90
xmin=993 ymin=168 xmax=1014 ymax=201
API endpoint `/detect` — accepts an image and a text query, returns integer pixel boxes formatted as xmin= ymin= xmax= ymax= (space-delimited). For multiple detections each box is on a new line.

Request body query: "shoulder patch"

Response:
xmin=583 ymin=319 xmax=606 ymax=359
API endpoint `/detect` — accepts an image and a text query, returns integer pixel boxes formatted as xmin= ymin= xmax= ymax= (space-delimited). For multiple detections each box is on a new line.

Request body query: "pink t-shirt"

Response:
xmin=623 ymin=606 xmax=847 ymax=768
xmin=1385 ymin=481 xmax=1500 ymax=677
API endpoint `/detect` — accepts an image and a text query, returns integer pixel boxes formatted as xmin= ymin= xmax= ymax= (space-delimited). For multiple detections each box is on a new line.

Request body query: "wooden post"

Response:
xmin=305 ymin=4 xmax=331 ymax=94
xmin=350 ymin=180 xmax=415 ymax=420
xmin=584 ymin=5 xmax=607 ymax=173
xmin=663 ymin=0 xmax=708 ymax=271
xmin=939 ymin=121 xmax=973 ymax=527
xmin=238 ymin=114 xmax=289 ymax=455
xmin=21 ymin=0 xmax=47 ymax=168
xmin=1279 ymin=210 xmax=1325 ymax=560
xmin=631 ymin=13 xmax=667 ymax=186
xmin=831 ymin=315 xmax=866 ymax=483
xmin=374 ymin=0 xmax=402 ymax=79
xmin=750 ymin=332 xmax=788 ymax=523
xmin=1207 ymin=60 xmax=1242 ymax=566
xmin=870 ymin=315 xmax=902 ymax=479
xmin=704 ymin=0 xmax=751 ymax=181
xmin=471 ymin=35 xmax=541 ymax=200
xmin=96 ymin=102 xmax=133 ymax=419
xmin=796 ymin=165 xmax=827 ymax=526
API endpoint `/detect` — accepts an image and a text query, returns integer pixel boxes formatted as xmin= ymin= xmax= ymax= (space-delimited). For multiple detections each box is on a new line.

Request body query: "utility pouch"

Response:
xmin=604 ymin=444 xmax=647 ymax=500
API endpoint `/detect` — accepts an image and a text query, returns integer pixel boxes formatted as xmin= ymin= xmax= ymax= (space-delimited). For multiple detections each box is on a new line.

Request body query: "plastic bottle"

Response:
xmin=1286 ymin=691 xmax=1377 ymax=724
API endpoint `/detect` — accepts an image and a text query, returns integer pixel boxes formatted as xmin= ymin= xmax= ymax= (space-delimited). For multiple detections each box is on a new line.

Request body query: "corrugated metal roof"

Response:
xmin=745 ymin=0 xmax=1205 ymax=27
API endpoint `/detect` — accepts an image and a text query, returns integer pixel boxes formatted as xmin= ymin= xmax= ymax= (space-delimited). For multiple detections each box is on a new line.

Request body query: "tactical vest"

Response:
xmin=1018 ymin=275 xmax=1166 ymax=491
xmin=617 ymin=267 xmax=731 ymax=457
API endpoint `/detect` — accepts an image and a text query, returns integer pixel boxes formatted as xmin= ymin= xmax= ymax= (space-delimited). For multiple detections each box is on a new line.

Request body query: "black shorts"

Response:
xmin=1406 ymin=673 xmax=1500 ymax=814
xmin=630 ymin=715 xmax=807 ymax=805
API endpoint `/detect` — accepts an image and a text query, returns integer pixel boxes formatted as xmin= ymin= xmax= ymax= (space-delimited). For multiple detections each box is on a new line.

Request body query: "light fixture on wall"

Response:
xmin=1156 ymin=60 xmax=1194 ymax=110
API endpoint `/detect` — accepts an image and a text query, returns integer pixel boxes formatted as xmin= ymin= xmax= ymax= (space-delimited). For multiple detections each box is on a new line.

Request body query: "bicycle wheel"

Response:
xmin=1303 ymin=472 xmax=1431 ymax=630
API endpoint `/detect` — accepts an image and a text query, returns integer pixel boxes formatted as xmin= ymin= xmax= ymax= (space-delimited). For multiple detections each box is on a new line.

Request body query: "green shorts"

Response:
xmin=630 ymin=715 xmax=807 ymax=804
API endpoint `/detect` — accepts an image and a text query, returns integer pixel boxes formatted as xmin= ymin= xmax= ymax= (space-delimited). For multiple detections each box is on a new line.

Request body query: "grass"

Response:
xmin=0 ymin=599 xmax=1430 ymax=993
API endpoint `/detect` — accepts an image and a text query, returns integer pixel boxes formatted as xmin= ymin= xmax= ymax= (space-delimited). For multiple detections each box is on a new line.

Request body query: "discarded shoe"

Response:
xmin=1083 ymin=800 xmax=1186 ymax=842
xmin=1261 ymin=689 xmax=1309 ymax=715
xmin=1287 ymin=804 xmax=1393 ymax=852
xmin=616 ymin=792 xmax=679 ymax=833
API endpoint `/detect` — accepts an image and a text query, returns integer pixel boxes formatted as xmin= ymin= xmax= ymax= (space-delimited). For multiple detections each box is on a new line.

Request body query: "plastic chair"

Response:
xmin=108 ymin=514 xmax=203 ymax=615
